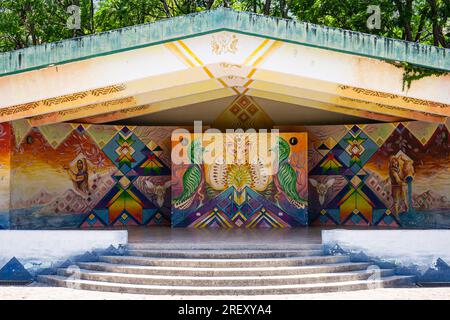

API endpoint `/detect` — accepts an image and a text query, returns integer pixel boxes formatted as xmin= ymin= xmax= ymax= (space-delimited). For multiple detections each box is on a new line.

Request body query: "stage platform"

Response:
xmin=128 ymin=226 xmax=321 ymax=244
xmin=123 ymin=226 xmax=385 ymax=249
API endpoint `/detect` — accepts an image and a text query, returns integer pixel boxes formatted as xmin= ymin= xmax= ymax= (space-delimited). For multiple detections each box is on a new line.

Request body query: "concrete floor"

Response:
xmin=2 ymin=284 xmax=450 ymax=300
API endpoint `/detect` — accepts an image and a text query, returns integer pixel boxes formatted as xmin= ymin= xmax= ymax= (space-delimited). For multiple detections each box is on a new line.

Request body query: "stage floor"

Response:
xmin=124 ymin=226 xmax=379 ymax=245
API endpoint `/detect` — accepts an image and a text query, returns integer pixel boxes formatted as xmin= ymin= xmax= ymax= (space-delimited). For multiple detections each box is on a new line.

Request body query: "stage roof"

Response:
xmin=1 ymin=8 xmax=448 ymax=76
xmin=0 ymin=8 xmax=448 ymax=127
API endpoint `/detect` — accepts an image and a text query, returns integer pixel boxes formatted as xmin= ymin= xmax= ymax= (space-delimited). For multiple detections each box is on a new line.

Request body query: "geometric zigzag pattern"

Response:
xmin=80 ymin=126 xmax=171 ymax=227
xmin=310 ymin=125 xmax=398 ymax=227
xmin=177 ymin=187 xmax=304 ymax=228
xmin=12 ymin=120 xmax=449 ymax=230
xmin=308 ymin=122 xmax=449 ymax=228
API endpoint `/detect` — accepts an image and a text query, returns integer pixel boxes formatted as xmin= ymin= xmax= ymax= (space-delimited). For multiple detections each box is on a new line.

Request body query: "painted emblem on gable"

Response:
xmin=211 ymin=33 xmax=238 ymax=55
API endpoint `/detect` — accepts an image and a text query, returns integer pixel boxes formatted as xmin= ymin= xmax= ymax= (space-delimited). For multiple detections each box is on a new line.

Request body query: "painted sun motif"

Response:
xmin=226 ymin=164 xmax=253 ymax=191
xmin=204 ymin=134 xmax=273 ymax=192
xmin=205 ymin=156 xmax=272 ymax=192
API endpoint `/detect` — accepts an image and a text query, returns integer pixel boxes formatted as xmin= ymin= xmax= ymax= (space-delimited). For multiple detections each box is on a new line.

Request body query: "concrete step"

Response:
xmin=77 ymin=261 xmax=373 ymax=277
xmin=38 ymin=274 xmax=415 ymax=295
xmin=56 ymin=268 xmax=395 ymax=287
xmin=126 ymin=249 xmax=324 ymax=259
xmin=99 ymin=255 xmax=350 ymax=268
xmin=127 ymin=243 xmax=323 ymax=251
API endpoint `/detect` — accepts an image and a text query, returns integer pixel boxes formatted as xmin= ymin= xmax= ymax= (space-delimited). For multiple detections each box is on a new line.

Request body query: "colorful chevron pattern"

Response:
xmin=306 ymin=122 xmax=450 ymax=228
xmin=9 ymin=123 xmax=176 ymax=229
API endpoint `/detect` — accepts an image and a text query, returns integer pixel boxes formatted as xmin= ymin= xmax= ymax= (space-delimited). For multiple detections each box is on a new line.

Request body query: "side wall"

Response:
xmin=0 ymin=230 xmax=127 ymax=282
xmin=10 ymin=122 xmax=176 ymax=229
xmin=323 ymin=230 xmax=450 ymax=282
xmin=279 ymin=121 xmax=450 ymax=228
xmin=0 ymin=122 xmax=11 ymax=229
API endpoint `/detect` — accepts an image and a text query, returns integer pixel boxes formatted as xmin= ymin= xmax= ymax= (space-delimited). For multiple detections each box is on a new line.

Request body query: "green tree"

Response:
xmin=0 ymin=0 xmax=449 ymax=52
xmin=0 ymin=0 xmax=95 ymax=51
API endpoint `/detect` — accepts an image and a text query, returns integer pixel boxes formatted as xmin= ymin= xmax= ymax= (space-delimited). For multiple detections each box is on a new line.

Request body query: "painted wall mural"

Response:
xmin=0 ymin=122 xmax=11 ymax=229
xmin=171 ymin=132 xmax=308 ymax=228
xmin=10 ymin=122 xmax=178 ymax=229
xmin=279 ymin=121 xmax=450 ymax=228
xmin=6 ymin=119 xmax=450 ymax=230
xmin=212 ymin=95 xmax=274 ymax=131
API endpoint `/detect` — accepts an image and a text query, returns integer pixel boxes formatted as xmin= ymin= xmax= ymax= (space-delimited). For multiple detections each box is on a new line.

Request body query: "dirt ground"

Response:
xmin=1 ymin=283 xmax=450 ymax=300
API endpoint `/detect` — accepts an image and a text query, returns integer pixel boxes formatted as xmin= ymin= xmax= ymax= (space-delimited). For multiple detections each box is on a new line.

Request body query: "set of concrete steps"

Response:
xmin=38 ymin=242 xmax=415 ymax=295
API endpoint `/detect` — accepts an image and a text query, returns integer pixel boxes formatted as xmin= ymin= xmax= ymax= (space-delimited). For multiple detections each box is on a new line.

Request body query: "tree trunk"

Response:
xmin=414 ymin=8 xmax=428 ymax=42
xmin=206 ymin=0 xmax=214 ymax=10
xmin=90 ymin=0 xmax=95 ymax=32
xmin=427 ymin=0 xmax=448 ymax=47
xmin=160 ymin=0 xmax=172 ymax=17
xmin=264 ymin=0 xmax=271 ymax=15
xmin=394 ymin=0 xmax=413 ymax=41
xmin=280 ymin=0 xmax=287 ymax=18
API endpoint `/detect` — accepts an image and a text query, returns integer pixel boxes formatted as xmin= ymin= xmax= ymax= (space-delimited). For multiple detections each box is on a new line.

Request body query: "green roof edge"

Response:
xmin=0 ymin=7 xmax=448 ymax=77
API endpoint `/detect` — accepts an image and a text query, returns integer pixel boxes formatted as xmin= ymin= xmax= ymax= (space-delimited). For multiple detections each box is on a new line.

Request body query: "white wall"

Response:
xmin=322 ymin=229 xmax=450 ymax=272
xmin=0 ymin=230 xmax=127 ymax=274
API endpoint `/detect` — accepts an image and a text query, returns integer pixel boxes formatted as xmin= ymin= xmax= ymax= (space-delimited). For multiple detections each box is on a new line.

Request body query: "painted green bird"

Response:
xmin=173 ymin=139 xmax=203 ymax=210
xmin=274 ymin=136 xmax=307 ymax=209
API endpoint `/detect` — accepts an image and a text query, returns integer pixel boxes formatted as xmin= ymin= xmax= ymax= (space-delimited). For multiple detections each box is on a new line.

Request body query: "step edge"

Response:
xmin=38 ymin=275 xmax=415 ymax=290
xmin=56 ymin=268 xmax=395 ymax=281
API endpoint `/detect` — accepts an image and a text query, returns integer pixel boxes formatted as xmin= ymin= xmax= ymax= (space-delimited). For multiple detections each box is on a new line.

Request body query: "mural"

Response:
xmin=6 ymin=119 xmax=450 ymax=230
xmin=0 ymin=122 xmax=11 ymax=229
xmin=171 ymin=132 xmax=308 ymax=228
xmin=280 ymin=121 xmax=450 ymax=228
xmin=212 ymin=95 xmax=274 ymax=131
xmin=10 ymin=122 xmax=178 ymax=229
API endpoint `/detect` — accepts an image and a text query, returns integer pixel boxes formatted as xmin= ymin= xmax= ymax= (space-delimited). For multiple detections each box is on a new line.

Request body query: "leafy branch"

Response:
xmin=389 ymin=61 xmax=448 ymax=90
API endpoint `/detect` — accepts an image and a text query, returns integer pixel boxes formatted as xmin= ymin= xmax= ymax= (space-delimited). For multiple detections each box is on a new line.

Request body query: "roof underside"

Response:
xmin=109 ymin=96 xmax=380 ymax=127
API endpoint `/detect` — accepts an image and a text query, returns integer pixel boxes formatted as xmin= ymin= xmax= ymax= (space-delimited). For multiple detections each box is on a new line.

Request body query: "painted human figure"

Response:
xmin=401 ymin=155 xmax=415 ymax=214
xmin=402 ymin=156 xmax=415 ymax=181
xmin=389 ymin=155 xmax=414 ymax=217
xmin=64 ymin=158 xmax=89 ymax=196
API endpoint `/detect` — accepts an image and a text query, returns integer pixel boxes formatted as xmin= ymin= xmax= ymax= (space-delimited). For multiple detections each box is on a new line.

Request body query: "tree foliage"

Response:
xmin=0 ymin=0 xmax=448 ymax=52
